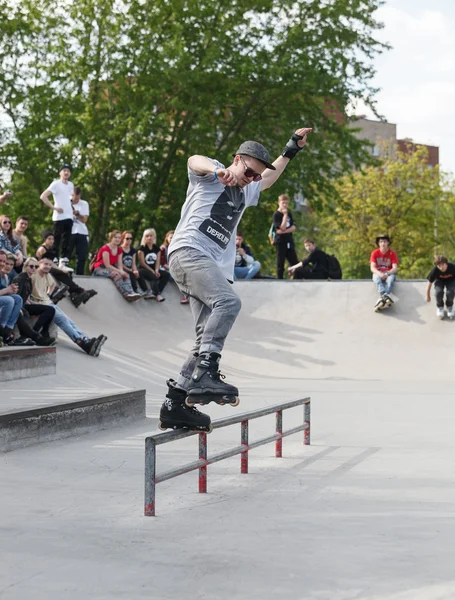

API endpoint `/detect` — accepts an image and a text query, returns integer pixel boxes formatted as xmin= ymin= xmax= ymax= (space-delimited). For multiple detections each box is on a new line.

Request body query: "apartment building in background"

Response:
xmin=351 ymin=116 xmax=439 ymax=166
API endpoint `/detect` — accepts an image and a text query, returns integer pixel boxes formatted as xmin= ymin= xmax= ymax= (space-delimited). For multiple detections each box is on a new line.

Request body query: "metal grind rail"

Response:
xmin=144 ymin=397 xmax=311 ymax=516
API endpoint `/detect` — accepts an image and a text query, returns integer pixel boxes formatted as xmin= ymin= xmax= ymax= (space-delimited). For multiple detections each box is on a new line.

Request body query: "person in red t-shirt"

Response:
xmin=370 ymin=234 xmax=399 ymax=311
xmin=93 ymin=230 xmax=142 ymax=302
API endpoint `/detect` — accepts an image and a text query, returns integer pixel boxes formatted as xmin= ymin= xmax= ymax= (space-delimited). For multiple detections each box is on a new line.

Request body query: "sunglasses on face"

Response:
xmin=238 ymin=156 xmax=263 ymax=182
xmin=125 ymin=237 xmax=133 ymax=241
xmin=2 ymin=220 xmax=11 ymax=225
xmin=27 ymin=264 xmax=38 ymax=269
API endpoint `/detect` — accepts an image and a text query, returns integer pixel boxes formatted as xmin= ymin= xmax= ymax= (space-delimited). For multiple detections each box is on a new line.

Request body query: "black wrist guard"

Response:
xmin=282 ymin=133 xmax=304 ymax=160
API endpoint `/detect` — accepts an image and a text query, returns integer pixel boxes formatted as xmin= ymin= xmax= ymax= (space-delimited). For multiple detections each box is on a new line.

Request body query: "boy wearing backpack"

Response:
xmin=370 ymin=234 xmax=398 ymax=311
xmin=288 ymin=239 xmax=330 ymax=279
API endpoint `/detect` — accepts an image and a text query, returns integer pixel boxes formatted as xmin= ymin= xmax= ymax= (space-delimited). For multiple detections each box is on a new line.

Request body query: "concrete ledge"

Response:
xmin=0 ymin=388 xmax=146 ymax=452
xmin=0 ymin=346 xmax=56 ymax=382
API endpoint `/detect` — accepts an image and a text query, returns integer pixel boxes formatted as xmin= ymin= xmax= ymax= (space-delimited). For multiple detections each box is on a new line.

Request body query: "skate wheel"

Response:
xmin=158 ymin=421 xmax=167 ymax=431
xmin=185 ymin=398 xmax=196 ymax=407
xmin=231 ymin=396 xmax=240 ymax=407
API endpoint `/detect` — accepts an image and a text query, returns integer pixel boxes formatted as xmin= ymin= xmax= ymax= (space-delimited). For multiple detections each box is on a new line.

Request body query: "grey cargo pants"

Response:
xmin=169 ymin=247 xmax=241 ymax=391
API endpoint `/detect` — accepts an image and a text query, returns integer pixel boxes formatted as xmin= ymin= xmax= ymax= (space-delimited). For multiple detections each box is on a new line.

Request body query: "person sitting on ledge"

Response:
xmin=31 ymin=256 xmax=107 ymax=356
xmin=36 ymin=230 xmax=97 ymax=308
xmin=288 ymin=239 xmax=329 ymax=280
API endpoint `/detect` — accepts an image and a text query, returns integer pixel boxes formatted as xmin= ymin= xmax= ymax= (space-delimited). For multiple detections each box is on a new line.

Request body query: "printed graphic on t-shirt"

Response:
xmin=122 ymin=254 xmax=133 ymax=269
xmin=145 ymin=252 xmax=157 ymax=266
xmin=198 ymin=187 xmax=245 ymax=249
xmin=375 ymin=256 xmax=392 ymax=270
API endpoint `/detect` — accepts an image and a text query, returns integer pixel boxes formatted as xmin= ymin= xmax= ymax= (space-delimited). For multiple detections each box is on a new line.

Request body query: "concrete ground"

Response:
xmin=1 ymin=279 xmax=455 ymax=599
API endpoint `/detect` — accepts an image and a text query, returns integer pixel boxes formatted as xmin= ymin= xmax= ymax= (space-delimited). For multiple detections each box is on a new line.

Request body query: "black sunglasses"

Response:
xmin=238 ymin=156 xmax=263 ymax=182
xmin=125 ymin=237 xmax=133 ymax=240
xmin=27 ymin=264 xmax=38 ymax=269
xmin=2 ymin=220 xmax=11 ymax=225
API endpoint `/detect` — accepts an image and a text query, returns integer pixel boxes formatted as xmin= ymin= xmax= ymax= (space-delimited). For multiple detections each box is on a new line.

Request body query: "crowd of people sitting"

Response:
xmin=0 ymin=165 xmax=190 ymax=351
xmin=1 ymin=164 xmax=452 ymax=351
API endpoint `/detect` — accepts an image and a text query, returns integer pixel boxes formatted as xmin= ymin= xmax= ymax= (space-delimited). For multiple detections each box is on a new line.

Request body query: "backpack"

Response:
xmin=326 ymin=253 xmax=342 ymax=280
xmin=89 ymin=249 xmax=100 ymax=273
xmin=268 ymin=223 xmax=276 ymax=245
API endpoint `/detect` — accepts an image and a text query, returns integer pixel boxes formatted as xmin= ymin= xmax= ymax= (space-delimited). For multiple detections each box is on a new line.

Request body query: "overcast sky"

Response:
xmin=357 ymin=0 xmax=455 ymax=173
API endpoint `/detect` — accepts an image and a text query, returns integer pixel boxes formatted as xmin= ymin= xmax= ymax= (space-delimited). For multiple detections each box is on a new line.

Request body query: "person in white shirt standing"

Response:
xmin=40 ymin=164 xmax=74 ymax=270
xmin=69 ymin=187 xmax=90 ymax=274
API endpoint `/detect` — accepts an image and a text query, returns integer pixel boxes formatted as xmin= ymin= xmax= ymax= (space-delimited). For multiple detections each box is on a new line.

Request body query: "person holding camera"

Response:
xmin=68 ymin=187 xmax=90 ymax=274
xmin=0 ymin=185 xmax=13 ymax=205
xmin=234 ymin=232 xmax=261 ymax=280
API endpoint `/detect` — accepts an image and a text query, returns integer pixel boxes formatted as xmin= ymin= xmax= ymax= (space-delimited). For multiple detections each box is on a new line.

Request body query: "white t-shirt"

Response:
xmin=169 ymin=159 xmax=261 ymax=281
xmin=48 ymin=179 xmax=74 ymax=221
xmin=71 ymin=199 xmax=90 ymax=235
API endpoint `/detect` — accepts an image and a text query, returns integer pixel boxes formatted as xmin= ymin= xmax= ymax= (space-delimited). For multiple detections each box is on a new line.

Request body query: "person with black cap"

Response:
xmin=158 ymin=127 xmax=312 ymax=433
xmin=40 ymin=164 xmax=74 ymax=270
xmin=370 ymin=234 xmax=399 ymax=311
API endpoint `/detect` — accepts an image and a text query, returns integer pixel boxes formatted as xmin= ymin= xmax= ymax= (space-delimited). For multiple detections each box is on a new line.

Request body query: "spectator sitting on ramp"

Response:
xmin=426 ymin=255 xmax=455 ymax=320
xmin=31 ymin=257 xmax=107 ymax=356
xmin=370 ymin=234 xmax=398 ymax=312
xmin=234 ymin=232 xmax=261 ymax=280
xmin=288 ymin=239 xmax=329 ymax=280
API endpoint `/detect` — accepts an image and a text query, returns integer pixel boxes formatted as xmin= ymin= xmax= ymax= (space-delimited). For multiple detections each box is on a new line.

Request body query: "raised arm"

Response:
xmin=261 ymin=128 xmax=312 ymax=192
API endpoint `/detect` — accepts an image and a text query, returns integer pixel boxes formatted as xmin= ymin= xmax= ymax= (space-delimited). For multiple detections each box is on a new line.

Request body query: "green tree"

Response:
xmin=314 ymin=145 xmax=443 ymax=279
xmin=0 ymin=0 xmax=388 ymax=269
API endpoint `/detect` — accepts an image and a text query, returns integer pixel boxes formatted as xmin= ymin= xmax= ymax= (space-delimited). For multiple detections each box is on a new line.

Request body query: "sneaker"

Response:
xmin=383 ymin=294 xmax=394 ymax=306
xmin=180 ymin=295 xmax=189 ymax=304
xmin=9 ymin=336 xmax=36 ymax=347
xmin=50 ymin=284 xmax=69 ymax=304
xmin=374 ymin=297 xmax=385 ymax=312
xmin=144 ymin=290 xmax=156 ymax=300
xmin=35 ymin=334 xmax=56 ymax=346
xmin=125 ymin=292 xmax=142 ymax=302
xmin=437 ymin=307 xmax=445 ymax=319
xmin=447 ymin=307 xmax=455 ymax=320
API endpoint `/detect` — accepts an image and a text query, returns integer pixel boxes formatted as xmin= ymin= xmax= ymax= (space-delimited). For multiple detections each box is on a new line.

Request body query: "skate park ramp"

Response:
xmin=3 ymin=278 xmax=455 ymax=599
xmin=0 ymin=277 xmax=450 ymax=415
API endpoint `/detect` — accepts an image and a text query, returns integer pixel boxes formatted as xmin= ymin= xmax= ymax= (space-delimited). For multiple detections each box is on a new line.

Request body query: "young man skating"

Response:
xmin=370 ymin=234 xmax=399 ymax=312
xmin=426 ymin=255 xmax=455 ymax=320
xmin=159 ymin=127 xmax=312 ymax=432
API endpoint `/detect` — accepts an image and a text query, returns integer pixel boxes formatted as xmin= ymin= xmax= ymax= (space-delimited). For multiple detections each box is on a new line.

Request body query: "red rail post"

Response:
xmin=304 ymin=401 xmax=311 ymax=445
xmin=199 ymin=432 xmax=207 ymax=493
xmin=241 ymin=419 xmax=249 ymax=473
xmin=276 ymin=410 xmax=283 ymax=457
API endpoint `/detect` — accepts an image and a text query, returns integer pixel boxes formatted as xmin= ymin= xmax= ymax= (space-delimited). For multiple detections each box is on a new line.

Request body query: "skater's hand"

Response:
xmin=155 ymin=271 xmax=161 ymax=279
xmin=133 ymin=270 xmax=139 ymax=277
xmin=288 ymin=265 xmax=297 ymax=274
xmin=381 ymin=273 xmax=388 ymax=281
xmin=54 ymin=206 xmax=64 ymax=214
xmin=426 ymin=294 xmax=431 ymax=303
xmin=295 ymin=127 xmax=312 ymax=148
xmin=215 ymin=168 xmax=238 ymax=187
